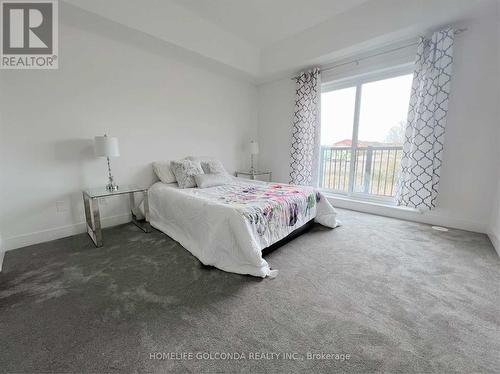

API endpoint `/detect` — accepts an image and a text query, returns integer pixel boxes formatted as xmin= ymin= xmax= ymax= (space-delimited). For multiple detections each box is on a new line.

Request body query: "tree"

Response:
xmin=384 ymin=120 xmax=407 ymax=144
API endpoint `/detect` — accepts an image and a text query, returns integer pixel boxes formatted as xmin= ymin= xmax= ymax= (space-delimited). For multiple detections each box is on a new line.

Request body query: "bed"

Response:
xmin=147 ymin=176 xmax=338 ymax=278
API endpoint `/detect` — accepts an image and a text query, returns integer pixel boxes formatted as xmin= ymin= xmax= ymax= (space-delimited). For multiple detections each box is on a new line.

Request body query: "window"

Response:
xmin=320 ymin=67 xmax=413 ymax=201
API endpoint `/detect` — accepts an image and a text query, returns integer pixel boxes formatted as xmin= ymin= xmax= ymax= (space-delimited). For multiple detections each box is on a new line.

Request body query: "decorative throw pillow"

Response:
xmin=187 ymin=156 xmax=217 ymax=173
xmin=152 ymin=161 xmax=176 ymax=184
xmin=194 ymin=173 xmax=231 ymax=188
xmin=170 ymin=159 xmax=204 ymax=188
xmin=201 ymin=159 xmax=228 ymax=175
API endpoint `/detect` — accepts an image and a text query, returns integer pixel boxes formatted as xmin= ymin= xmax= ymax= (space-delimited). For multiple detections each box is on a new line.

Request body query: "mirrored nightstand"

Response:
xmin=235 ymin=170 xmax=272 ymax=182
xmin=82 ymin=185 xmax=151 ymax=247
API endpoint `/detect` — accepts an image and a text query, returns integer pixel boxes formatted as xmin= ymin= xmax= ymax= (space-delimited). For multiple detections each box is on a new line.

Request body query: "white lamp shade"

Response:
xmin=94 ymin=136 xmax=120 ymax=157
xmin=250 ymin=141 xmax=259 ymax=155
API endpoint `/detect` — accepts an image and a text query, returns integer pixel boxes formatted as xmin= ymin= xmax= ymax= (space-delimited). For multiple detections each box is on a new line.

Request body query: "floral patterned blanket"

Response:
xmin=195 ymin=180 xmax=335 ymax=242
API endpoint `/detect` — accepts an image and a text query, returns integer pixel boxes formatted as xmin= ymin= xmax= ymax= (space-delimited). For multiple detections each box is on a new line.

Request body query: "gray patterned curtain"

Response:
xmin=289 ymin=68 xmax=321 ymax=186
xmin=397 ymin=28 xmax=455 ymax=210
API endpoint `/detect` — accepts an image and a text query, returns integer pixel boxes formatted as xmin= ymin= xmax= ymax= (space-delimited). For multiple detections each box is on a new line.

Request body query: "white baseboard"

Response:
xmin=487 ymin=231 xmax=500 ymax=257
xmin=2 ymin=213 xmax=132 ymax=251
xmin=2 ymin=199 xmax=491 ymax=253
xmin=327 ymin=195 xmax=487 ymax=234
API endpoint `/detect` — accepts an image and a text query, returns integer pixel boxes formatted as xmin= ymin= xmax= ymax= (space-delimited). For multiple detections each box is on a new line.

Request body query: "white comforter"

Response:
xmin=148 ymin=178 xmax=338 ymax=277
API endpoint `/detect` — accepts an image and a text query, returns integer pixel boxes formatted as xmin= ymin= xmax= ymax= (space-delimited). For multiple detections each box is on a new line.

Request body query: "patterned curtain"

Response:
xmin=289 ymin=68 xmax=321 ymax=186
xmin=397 ymin=28 xmax=455 ymax=210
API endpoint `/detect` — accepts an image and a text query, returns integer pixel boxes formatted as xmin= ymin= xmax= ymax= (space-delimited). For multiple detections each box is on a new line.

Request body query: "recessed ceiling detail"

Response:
xmin=171 ymin=0 xmax=370 ymax=47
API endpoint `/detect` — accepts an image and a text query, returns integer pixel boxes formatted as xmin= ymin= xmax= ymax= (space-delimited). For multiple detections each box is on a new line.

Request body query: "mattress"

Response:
xmin=148 ymin=178 xmax=338 ymax=277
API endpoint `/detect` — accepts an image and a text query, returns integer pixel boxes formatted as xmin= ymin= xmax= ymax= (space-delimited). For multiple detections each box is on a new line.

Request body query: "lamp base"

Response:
xmin=250 ymin=154 xmax=257 ymax=174
xmin=106 ymin=183 xmax=119 ymax=191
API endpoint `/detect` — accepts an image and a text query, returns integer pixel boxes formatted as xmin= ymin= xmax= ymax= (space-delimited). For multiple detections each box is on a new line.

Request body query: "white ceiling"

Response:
xmin=170 ymin=0 xmax=370 ymax=47
xmin=64 ymin=0 xmax=497 ymax=82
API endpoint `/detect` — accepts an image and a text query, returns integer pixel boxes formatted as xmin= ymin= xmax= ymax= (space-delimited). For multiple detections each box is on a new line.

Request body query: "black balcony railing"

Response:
xmin=319 ymin=145 xmax=403 ymax=197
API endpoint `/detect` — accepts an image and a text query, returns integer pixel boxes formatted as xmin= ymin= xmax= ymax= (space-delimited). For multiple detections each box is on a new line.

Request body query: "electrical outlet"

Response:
xmin=56 ymin=201 xmax=68 ymax=212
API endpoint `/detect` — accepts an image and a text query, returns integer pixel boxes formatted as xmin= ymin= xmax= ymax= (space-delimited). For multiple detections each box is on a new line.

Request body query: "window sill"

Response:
xmin=322 ymin=192 xmax=420 ymax=214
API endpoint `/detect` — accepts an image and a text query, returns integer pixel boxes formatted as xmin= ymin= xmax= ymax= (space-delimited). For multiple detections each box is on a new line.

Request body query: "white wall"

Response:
xmin=487 ymin=3 xmax=500 ymax=256
xmin=2 ymin=1 xmax=499 ymax=251
xmin=489 ymin=179 xmax=500 ymax=256
xmin=258 ymin=12 xmax=500 ymax=234
xmin=0 ymin=9 xmax=258 ymax=250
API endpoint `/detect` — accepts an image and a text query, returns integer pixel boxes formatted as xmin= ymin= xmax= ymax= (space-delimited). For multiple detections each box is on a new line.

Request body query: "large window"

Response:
xmin=320 ymin=67 xmax=413 ymax=200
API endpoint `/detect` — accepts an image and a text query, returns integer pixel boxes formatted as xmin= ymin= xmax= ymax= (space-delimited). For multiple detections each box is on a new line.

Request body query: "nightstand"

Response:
xmin=82 ymin=185 xmax=151 ymax=247
xmin=235 ymin=170 xmax=272 ymax=182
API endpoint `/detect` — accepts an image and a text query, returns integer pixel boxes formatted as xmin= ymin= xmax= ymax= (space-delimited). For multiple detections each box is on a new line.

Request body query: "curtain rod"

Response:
xmin=291 ymin=28 xmax=467 ymax=80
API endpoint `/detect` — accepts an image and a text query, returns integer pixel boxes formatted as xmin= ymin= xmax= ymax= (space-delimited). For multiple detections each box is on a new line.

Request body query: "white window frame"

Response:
xmin=319 ymin=63 xmax=414 ymax=204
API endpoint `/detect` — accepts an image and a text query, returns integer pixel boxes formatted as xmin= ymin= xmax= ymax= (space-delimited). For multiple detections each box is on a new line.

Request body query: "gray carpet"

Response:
xmin=0 ymin=209 xmax=499 ymax=373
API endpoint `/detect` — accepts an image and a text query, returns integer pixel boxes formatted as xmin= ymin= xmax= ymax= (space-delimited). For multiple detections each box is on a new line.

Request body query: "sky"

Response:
xmin=320 ymin=74 xmax=413 ymax=145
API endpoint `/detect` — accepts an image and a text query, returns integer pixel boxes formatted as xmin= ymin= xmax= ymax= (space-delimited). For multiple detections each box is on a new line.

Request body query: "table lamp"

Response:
xmin=94 ymin=134 xmax=120 ymax=191
xmin=250 ymin=140 xmax=259 ymax=173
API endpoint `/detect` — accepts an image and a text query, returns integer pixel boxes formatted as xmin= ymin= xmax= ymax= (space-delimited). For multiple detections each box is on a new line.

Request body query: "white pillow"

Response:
xmin=152 ymin=161 xmax=176 ymax=184
xmin=194 ymin=173 xmax=231 ymax=188
xmin=170 ymin=159 xmax=204 ymax=188
xmin=201 ymin=159 xmax=228 ymax=175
